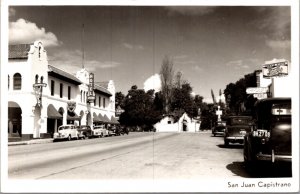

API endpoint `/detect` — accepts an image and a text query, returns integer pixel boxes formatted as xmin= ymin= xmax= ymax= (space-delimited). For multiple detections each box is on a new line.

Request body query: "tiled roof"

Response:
xmin=48 ymin=65 xmax=82 ymax=85
xmin=9 ymin=44 xmax=31 ymax=59
xmin=94 ymin=84 xmax=112 ymax=96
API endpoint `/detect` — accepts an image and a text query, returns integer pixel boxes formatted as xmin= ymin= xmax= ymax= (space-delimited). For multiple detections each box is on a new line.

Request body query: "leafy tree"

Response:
xmin=171 ymin=83 xmax=194 ymax=117
xmin=160 ymin=55 xmax=174 ymax=114
xmin=224 ymin=71 xmax=257 ymax=115
xmin=115 ymin=91 xmax=125 ymax=109
xmin=119 ymin=85 xmax=161 ymax=131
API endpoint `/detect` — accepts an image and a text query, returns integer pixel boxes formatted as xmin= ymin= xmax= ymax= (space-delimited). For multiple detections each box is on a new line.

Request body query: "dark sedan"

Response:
xmin=244 ymin=98 xmax=291 ymax=168
xmin=224 ymin=116 xmax=252 ymax=146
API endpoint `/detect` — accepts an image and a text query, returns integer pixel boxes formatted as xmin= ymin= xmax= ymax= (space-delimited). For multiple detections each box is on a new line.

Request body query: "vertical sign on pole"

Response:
xmin=87 ymin=73 xmax=95 ymax=102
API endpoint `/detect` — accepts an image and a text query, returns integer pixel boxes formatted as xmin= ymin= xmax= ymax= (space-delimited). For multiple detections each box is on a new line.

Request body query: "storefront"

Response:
xmin=8 ymin=41 xmax=116 ymax=141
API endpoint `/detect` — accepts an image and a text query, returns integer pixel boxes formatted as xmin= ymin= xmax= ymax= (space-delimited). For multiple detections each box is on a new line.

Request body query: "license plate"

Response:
xmin=253 ymin=129 xmax=270 ymax=137
xmin=240 ymin=130 xmax=246 ymax=134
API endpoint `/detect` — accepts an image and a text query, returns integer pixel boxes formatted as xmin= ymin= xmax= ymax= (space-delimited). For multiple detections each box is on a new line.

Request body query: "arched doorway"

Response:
xmin=80 ymin=110 xmax=84 ymax=126
xmin=47 ymin=104 xmax=63 ymax=137
xmin=8 ymin=101 xmax=22 ymax=138
xmin=86 ymin=112 xmax=92 ymax=126
xmin=58 ymin=107 xmax=64 ymax=128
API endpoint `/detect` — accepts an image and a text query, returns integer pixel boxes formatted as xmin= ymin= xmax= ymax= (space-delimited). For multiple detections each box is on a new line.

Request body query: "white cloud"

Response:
xmin=226 ymin=60 xmax=250 ymax=69
xmin=122 ymin=42 xmax=144 ymax=50
xmin=48 ymin=49 xmax=121 ymax=73
xmin=143 ymin=74 xmax=161 ymax=93
xmin=266 ymin=40 xmax=291 ymax=50
xmin=9 ymin=18 xmax=61 ymax=47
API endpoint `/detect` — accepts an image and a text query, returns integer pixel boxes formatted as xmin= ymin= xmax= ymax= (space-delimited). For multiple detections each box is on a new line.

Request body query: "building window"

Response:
xmin=13 ymin=73 xmax=22 ymax=90
xmin=103 ymin=98 xmax=106 ymax=108
xmin=99 ymin=96 xmax=101 ymax=107
xmin=51 ymin=80 xmax=55 ymax=96
xmin=60 ymin=83 xmax=63 ymax=98
xmin=35 ymin=74 xmax=39 ymax=83
xmin=68 ymin=86 xmax=71 ymax=100
xmin=8 ymin=75 xmax=10 ymax=89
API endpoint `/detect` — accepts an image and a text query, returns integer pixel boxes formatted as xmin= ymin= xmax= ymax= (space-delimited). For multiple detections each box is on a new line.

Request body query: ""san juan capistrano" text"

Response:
xmin=228 ymin=181 xmax=291 ymax=189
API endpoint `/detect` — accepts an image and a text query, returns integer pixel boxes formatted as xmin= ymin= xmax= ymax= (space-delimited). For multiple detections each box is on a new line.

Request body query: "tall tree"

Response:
xmin=115 ymin=91 xmax=125 ymax=109
xmin=120 ymin=85 xmax=160 ymax=130
xmin=211 ymin=89 xmax=216 ymax=104
xmin=160 ymin=55 xmax=174 ymax=114
xmin=224 ymin=71 xmax=257 ymax=115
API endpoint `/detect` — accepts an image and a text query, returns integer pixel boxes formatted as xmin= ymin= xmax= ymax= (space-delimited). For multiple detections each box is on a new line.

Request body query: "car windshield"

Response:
xmin=271 ymin=103 xmax=291 ymax=115
xmin=231 ymin=118 xmax=250 ymax=125
xmin=58 ymin=126 xmax=72 ymax=130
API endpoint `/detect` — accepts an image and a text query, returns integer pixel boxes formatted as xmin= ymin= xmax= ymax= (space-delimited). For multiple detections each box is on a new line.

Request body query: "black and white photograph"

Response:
xmin=1 ymin=0 xmax=299 ymax=193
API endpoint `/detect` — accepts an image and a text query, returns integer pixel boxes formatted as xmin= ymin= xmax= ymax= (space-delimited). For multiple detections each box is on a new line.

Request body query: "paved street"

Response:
xmin=8 ymin=132 xmax=291 ymax=180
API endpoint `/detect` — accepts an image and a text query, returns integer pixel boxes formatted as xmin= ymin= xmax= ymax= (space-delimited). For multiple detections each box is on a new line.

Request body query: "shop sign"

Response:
xmin=67 ymin=101 xmax=76 ymax=112
xmin=246 ymin=87 xmax=268 ymax=94
xmin=253 ymin=93 xmax=268 ymax=99
xmin=262 ymin=61 xmax=288 ymax=78
xmin=87 ymin=73 xmax=95 ymax=102
xmin=33 ymin=83 xmax=47 ymax=107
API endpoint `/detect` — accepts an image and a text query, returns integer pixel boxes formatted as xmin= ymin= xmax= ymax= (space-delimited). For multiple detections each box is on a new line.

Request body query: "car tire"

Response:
xmin=224 ymin=139 xmax=229 ymax=147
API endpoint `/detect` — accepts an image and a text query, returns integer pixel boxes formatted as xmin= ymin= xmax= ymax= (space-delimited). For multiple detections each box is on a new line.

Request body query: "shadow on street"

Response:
xmin=217 ymin=144 xmax=244 ymax=149
xmin=227 ymin=161 xmax=292 ymax=178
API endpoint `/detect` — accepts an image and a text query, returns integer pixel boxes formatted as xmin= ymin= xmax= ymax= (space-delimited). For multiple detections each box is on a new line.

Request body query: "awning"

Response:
xmin=47 ymin=104 xmax=62 ymax=119
xmin=103 ymin=114 xmax=111 ymax=124
xmin=67 ymin=111 xmax=80 ymax=120
xmin=93 ymin=112 xmax=101 ymax=122
xmin=98 ymin=113 xmax=106 ymax=123
xmin=110 ymin=116 xmax=119 ymax=124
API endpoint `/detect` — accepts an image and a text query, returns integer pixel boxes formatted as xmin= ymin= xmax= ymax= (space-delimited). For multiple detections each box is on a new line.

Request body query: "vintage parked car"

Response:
xmin=94 ymin=125 xmax=108 ymax=137
xmin=212 ymin=121 xmax=226 ymax=136
xmin=244 ymin=98 xmax=291 ymax=168
xmin=107 ymin=125 xmax=117 ymax=136
xmin=224 ymin=115 xmax=252 ymax=146
xmin=77 ymin=125 xmax=93 ymax=139
xmin=120 ymin=125 xmax=129 ymax=135
xmin=53 ymin=125 xmax=79 ymax=141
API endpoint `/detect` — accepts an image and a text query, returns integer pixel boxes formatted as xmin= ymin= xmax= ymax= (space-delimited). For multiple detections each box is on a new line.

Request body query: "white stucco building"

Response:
xmin=154 ymin=113 xmax=201 ymax=132
xmin=8 ymin=40 xmax=117 ymax=141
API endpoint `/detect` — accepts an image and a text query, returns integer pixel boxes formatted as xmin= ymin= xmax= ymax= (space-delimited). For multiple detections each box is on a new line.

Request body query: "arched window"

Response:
xmin=35 ymin=74 xmax=39 ymax=83
xmin=13 ymin=73 xmax=22 ymax=90
xmin=80 ymin=91 xmax=83 ymax=102
xmin=40 ymin=76 xmax=44 ymax=83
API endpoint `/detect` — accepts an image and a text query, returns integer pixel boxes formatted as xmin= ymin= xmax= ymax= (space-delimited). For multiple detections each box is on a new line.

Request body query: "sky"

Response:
xmin=8 ymin=5 xmax=291 ymax=103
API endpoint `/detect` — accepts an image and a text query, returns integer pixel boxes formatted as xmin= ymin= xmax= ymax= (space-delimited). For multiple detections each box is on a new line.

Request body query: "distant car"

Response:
xmin=212 ymin=121 xmax=226 ymax=136
xmin=244 ymin=98 xmax=291 ymax=168
xmin=224 ymin=116 xmax=252 ymax=146
xmin=94 ymin=125 xmax=107 ymax=137
xmin=53 ymin=125 xmax=79 ymax=141
xmin=108 ymin=125 xmax=117 ymax=136
xmin=77 ymin=125 xmax=93 ymax=139
xmin=120 ymin=125 xmax=129 ymax=135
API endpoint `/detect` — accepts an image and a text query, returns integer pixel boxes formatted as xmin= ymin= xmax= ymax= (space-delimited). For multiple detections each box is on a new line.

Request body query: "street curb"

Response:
xmin=8 ymin=139 xmax=54 ymax=146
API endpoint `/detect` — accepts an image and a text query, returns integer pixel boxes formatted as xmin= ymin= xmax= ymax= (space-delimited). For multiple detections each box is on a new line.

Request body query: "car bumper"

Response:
xmin=53 ymin=136 xmax=68 ymax=140
xmin=213 ymin=131 xmax=225 ymax=135
xmin=256 ymin=150 xmax=292 ymax=163
xmin=225 ymin=136 xmax=244 ymax=140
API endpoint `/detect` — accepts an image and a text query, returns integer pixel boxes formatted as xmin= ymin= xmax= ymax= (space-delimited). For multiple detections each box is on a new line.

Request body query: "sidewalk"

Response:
xmin=8 ymin=138 xmax=53 ymax=146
